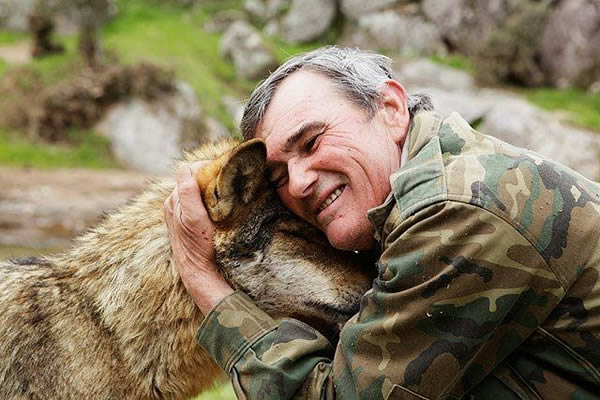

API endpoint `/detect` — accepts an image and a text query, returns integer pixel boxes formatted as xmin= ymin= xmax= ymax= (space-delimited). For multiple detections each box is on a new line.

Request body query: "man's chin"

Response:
xmin=326 ymin=226 xmax=376 ymax=251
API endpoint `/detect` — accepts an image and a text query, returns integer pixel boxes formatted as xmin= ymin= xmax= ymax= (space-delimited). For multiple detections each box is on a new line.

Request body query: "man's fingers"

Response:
xmin=188 ymin=160 xmax=210 ymax=175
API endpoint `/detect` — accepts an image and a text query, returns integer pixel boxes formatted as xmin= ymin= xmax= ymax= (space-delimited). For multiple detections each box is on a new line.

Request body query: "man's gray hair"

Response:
xmin=240 ymin=46 xmax=433 ymax=140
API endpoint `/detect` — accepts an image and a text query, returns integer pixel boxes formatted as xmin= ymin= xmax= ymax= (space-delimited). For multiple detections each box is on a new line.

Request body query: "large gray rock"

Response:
xmin=244 ymin=0 xmax=289 ymax=21
xmin=280 ymin=0 xmax=336 ymax=43
xmin=94 ymin=82 xmax=227 ymax=175
xmin=422 ymin=0 xmax=513 ymax=55
xmin=540 ymin=0 xmax=600 ymax=88
xmin=342 ymin=11 xmax=444 ymax=56
xmin=222 ymin=95 xmax=245 ymax=129
xmin=480 ymin=95 xmax=600 ymax=180
xmin=203 ymin=9 xmax=246 ymax=34
xmin=340 ymin=0 xmax=411 ymax=19
xmin=396 ymin=59 xmax=475 ymax=92
xmin=0 ymin=0 xmax=35 ymax=31
xmin=396 ymin=59 xmax=600 ymax=179
xmin=220 ymin=20 xmax=278 ymax=79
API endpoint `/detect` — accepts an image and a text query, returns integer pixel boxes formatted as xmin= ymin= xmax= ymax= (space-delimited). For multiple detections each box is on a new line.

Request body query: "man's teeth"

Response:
xmin=318 ymin=187 xmax=343 ymax=212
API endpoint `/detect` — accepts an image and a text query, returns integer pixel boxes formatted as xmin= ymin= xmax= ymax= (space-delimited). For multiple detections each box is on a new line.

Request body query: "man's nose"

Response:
xmin=288 ymin=159 xmax=317 ymax=199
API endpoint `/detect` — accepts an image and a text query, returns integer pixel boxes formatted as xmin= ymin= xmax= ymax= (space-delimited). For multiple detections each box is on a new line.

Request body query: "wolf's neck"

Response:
xmin=51 ymin=179 xmax=214 ymax=397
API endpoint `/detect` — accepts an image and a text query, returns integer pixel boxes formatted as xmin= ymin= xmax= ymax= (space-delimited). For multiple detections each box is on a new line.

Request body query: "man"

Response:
xmin=164 ymin=47 xmax=600 ymax=399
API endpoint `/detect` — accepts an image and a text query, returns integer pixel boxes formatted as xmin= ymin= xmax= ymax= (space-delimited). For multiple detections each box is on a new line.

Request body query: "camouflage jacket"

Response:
xmin=197 ymin=111 xmax=600 ymax=399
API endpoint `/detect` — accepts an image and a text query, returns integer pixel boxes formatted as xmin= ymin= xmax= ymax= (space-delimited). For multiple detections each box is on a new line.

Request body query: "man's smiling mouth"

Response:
xmin=317 ymin=185 xmax=346 ymax=213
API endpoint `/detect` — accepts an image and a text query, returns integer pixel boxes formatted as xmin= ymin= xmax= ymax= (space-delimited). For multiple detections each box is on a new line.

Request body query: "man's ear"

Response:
xmin=200 ymin=139 xmax=267 ymax=223
xmin=379 ymin=79 xmax=410 ymax=142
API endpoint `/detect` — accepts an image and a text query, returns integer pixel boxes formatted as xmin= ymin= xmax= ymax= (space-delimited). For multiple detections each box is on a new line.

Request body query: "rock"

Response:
xmin=0 ymin=0 xmax=35 ymax=31
xmin=280 ymin=0 xmax=336 ymax=43
xmin=395 ymin=59 xmax=475 ymax=92
xmin=480 ymin=95 xmax=600 ymax=180
xmin=244 ymin=0 xmax=265 ymax=20
xmin=0 ymin=167 xmax=149 ymax=249
xmin=94 ymin=82 xmax=226 ymax=175
xmin=222 ymin=95 xmax=246 ymax=129
xmin=422 ymin=0 xmax=512 ymax=56
xmin=340 ymin=0 xmax=410 ymax=19
xmin=540 ymin=0 xmax=600 ymax=89
xmin=203 ymin=9 xmax=246 ymax=33
xmin=394 ymin=59 xmax=600 ymax=179
xmin=341 ymin=11 xmax=444 ymax=56
xmin=420 ymin=87 xmax=498 ymax=124
xmin=265 ymin=0 xmax=289 ymax=19
xmin=263 ymin=20 xmax=280 ymax=36
xmin=220 ymin=20 xmax=278 ymax=79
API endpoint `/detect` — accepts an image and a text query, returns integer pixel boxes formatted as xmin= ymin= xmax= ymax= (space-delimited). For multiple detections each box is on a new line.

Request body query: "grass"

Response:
xmin=0 ymin=30 xmax=27 ymax=44
xmin=525 ymin=88 xmax=600 ymax=132
xmin=0 ymin=128 xmax=118 ymax=169
xmin=103 ymin=0 xmax=250 ymax=130
xmin=0 ymin=0 xmax=328 ymax=169
xmin=430 ymin=53 xmax=473 ymax=72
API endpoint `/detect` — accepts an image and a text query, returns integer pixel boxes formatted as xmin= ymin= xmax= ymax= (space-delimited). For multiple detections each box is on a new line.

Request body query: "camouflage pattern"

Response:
xmin=196 ymin=111 xmax=600 ymax=399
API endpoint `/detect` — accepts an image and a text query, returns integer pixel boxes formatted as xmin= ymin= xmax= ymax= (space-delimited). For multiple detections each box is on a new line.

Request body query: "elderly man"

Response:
xmin=164 ymin=47 xmax=600 ymax=399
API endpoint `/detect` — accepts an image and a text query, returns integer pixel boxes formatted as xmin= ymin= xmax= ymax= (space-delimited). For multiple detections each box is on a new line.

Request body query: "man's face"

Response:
xmin=257 ymin=70 xmax=409 ymax=251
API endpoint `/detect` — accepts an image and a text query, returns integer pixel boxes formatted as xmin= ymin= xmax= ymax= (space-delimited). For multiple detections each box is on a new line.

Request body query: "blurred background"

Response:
xmin=0 ymin=0 xmax=598 ymax=398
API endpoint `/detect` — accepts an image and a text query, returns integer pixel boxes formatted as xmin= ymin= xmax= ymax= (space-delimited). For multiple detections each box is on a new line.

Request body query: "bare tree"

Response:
xmin=39 ymin=0 xmax=115 ymax=69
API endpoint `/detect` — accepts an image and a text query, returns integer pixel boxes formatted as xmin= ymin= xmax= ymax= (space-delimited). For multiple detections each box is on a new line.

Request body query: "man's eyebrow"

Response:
xmin=283 ymin=121 xmax=327 ymax=152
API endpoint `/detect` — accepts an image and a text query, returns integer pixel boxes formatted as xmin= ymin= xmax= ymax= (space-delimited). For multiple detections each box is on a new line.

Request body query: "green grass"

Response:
xmin=0 ymin=128 xmax=118 ymax=169
xmin=526 ymin=88 xmax=600 ymax=132
xmin=430 ymin=53 xmax=473 ymax=72
xmin=0 ymin=30 xmax=27 ymax=44
xmin=103 ymin=0 xmax=248 ymax=130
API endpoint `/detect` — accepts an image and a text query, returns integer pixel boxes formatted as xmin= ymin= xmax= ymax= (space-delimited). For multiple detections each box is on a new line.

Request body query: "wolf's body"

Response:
xmin=0 ymin=139 xmax=372 ymax=399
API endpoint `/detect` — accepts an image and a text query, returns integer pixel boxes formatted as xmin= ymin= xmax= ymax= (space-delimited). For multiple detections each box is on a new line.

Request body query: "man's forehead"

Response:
xmin=256 ymin=70 xmax=339 ymax=139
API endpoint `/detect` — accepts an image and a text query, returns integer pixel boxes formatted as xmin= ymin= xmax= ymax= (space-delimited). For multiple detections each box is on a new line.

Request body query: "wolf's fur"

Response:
xmin=0 ymin=139 xmax=373 ymax=399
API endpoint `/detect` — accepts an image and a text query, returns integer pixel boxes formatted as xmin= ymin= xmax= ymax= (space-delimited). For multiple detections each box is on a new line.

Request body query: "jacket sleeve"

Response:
xmin=196 ymin=201 xmax=566 ymax=399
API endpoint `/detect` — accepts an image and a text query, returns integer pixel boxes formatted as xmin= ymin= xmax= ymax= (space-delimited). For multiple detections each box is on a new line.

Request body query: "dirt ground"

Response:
xmin=0 ymin=166 xmax=152 ymax=256
xmin=0 ymin=40 xmax=32 ymax=65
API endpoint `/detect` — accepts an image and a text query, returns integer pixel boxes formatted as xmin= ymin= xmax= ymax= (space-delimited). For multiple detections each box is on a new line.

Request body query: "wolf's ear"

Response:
xmin=203 ymin=139 xmax=267 ymax=222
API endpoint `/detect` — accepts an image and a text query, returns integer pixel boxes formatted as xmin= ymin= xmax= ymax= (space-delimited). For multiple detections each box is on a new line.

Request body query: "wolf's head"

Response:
xmin=195 ymin=139 xmax=375 ymax=342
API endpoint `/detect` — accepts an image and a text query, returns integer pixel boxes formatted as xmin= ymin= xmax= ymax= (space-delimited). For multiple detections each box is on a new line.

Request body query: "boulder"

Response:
xmin=0 ymin=0 xmax=35 ymax=31
xmin=421 ymin=0 xmax=512 ymax=56
xmin=220 ymin=20 xmax=278 ymax=79
xmin=222 ymin=95 xmax=245 ymax=129
xmin=480 ymin=95 xmax=600 ymax=180
xmin=203 ymin=9 xmax=246 ymax=34
xmin=244 ymin=0 xmax=289 ymax=21
xmin=340 ymin=0 xmax=411 ymax=19
xmin=365 ymin=11 xmax=443 ymax=55
xmin=94 ymin=82 xmax=227 ymax=175
xmin=395 ymin=59 xmax=475 ymax=92
xmin=395 ymin=59 xmax=600 ymax=179
xmin=280 ymin=0 xmax=336 ymax=43
xmin=341 ymin=11 xmax=444 ymax=56
xmin=540 ymin=0 xmax=600 ymax=89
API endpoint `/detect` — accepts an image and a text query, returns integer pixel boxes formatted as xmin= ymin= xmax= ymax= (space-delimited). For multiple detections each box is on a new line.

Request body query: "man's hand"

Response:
xmin=163 ymin=162 xmax=234 ymax=315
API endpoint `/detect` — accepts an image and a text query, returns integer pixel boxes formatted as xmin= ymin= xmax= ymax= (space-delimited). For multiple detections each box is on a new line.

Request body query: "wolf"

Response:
xmin=0 ymin=139 xmax=374 ymax=399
